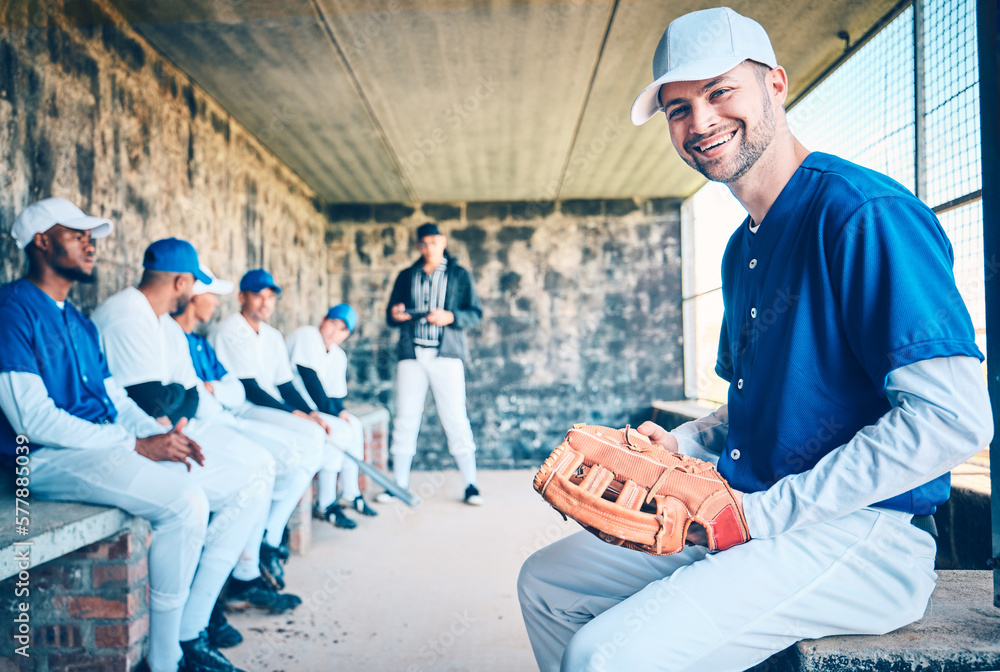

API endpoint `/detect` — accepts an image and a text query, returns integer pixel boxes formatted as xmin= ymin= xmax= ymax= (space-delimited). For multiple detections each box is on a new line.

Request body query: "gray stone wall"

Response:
xmin=0 ymin=1 xmax=685 ymax=470
xmin=0 ymin=0 xmax=333 ymax=328
xmin=325 ymin=199 xmax=684 ymax=469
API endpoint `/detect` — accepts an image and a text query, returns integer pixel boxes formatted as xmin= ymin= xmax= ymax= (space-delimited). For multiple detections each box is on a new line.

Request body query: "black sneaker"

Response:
xmin=314 ymin=502 xmax=357 ymax=529
xmin=225 ymin=577 xmax=302 ymax=614
xmin=259 ymin=542 xmax=286 ymax=591
xmin=180 ymin=630 xmax=246 ymax=672
xmin=464 ymin=484 xmax=484 ymax=506
xmin=207 ymin=598 xmax=243 ymax=649
xmin=349 ymin=495 xmax=378 ymax=517
xmin=277 ymin=527 xmax=291 ymax=564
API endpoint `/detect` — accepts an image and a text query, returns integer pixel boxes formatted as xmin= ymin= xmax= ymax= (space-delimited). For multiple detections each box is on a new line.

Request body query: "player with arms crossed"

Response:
xmin=518 ymin=8 xmax=993 ymax=672
xmin=0 ymin=200 xmax=254 ymax=672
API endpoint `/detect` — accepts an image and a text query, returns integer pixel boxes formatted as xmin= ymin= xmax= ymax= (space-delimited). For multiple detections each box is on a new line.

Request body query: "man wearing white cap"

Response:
xmin=518 ymin=8 xmax=992 ymax=672
xmin=174 ymin=267 xmax=324 ymax=592
xmin=0 ymin=200 xmax=242 ymax=672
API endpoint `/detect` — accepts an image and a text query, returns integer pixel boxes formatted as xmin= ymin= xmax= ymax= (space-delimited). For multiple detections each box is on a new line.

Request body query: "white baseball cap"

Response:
xmin=193 ymin=265 xmax=235 ymax=296
xmin=11 ymin=197 xmax=113 ymax=249
xmin=630 ymin=7 xmax=777 ymax=125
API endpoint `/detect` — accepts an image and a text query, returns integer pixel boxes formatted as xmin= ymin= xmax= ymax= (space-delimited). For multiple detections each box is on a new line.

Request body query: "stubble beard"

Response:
xmin=688 ymin=98 xmax=777 ymax=184
xmin=50 ymin=240 xmax=97 ymax=284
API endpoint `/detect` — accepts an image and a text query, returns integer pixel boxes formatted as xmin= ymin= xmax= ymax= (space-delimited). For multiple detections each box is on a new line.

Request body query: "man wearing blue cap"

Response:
xmin=174 ymin=265 xmax=325 ymax=597
xmin=286 ymin=303 xmax=376 ymax=520
xmin=518 ymin=7 xmax=992 ymax=672
xmin=383 ymin=223 xmax=484 ymax=506
xmin=210 ymin=269 xmax=358 ymax=529
xmin=93 ymin=239 xmax=287 ymax=671
xmin=0 ymin=203 xmax=241 ymax=672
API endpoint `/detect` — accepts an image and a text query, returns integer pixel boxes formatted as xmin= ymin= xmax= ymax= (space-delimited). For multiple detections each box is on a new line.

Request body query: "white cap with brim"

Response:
xmin=630 ymin=7 xmax=777 ymax=126
xmin=11 ymin=197 xmax=113 ymax=249
xmin=193 ymin=265 xmax=235 ymax=296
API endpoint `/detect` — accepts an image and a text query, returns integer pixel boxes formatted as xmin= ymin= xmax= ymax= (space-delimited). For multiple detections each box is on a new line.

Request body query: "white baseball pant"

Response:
xmin=223 ymin=407 xmax=323 ymax=552
xmin=518 ymin=508 xmax=937 ymax=672
xmin=31 ymin=429 xmax=269 ymax=672
xmin=316 ymin=411 xmax=365 ymax=508
xmin=390 ymin=347 xmax=477 ymax=488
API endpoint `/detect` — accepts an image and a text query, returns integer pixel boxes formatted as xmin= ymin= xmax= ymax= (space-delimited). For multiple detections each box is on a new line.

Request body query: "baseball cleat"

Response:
xmin=349 ymin=494 xmax=378 ymax=516
xmin=224 ymin=577 xmax=302 ymax=614
xmin=464 ymin=484 xmax=484 ymax=506
xmin=374 ymin=491 xmax=395 ymax=504
xmin=180 ymin=630 xmax=247 ymax=672
xmin=259 ymin=542 xmax=286 ymax=590
xmin=277 ymin=527 xmax=290 ymax=564
xmin=315 ymin=502 xmax=358 ymax=529
xmin=207 ymin=599 xmax=243 ymax=649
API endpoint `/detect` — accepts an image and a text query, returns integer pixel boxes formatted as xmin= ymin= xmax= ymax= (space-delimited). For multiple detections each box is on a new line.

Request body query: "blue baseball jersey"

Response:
xmin=186 ymin=331 xmax=228 ymax=383
xmin=717 ymin=152 xmax=982 ymax=515
xmin=0 ymin=279 xmax=118 ymax=466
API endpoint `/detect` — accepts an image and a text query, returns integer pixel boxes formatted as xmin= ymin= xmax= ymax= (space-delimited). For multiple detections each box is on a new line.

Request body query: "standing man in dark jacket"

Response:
xmin=379 ymin=223 xmax=484 ymax=505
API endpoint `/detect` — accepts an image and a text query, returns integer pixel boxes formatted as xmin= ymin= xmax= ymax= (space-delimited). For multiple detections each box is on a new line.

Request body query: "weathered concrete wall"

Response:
xmin=0 ymin=0 xmax=333 ymax=328
xmin=325 ymin=199 xmax=684 ymax=469
xmin=0 ymin=1 xmax=684 ymax=471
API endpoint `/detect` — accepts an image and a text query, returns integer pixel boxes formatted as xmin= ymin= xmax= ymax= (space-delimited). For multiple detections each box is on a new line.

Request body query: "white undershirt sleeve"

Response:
xmin=742 ymin=355 xmax=993 ymax=539
xmin=0 ymin=371 xmax=137 ymax=452
xmin=209 ymin=373 xmax=246 ymax=410
xmin=669 ymin=404 xmax=728 ymax=465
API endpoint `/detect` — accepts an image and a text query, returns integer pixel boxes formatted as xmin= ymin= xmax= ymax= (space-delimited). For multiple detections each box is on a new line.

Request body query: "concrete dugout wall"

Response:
xmin=0 ymin=0 xmax=685 ymax=469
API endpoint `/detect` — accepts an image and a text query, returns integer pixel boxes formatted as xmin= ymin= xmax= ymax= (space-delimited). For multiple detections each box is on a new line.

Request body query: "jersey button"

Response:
xmin=82 ymin=375 xmax=88 ymax=382
xmin=737 ymin=378 xmax=744 ymax=389
xmin=750 ymin=307 xmax=757 ymax=319
xmin=749 ymin=259 xmax=757 ymax=269
xmin=730 ymin=449 xmax=741 ymax=460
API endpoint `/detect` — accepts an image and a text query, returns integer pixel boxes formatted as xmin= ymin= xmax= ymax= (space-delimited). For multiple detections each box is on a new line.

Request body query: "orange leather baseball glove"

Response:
xmin=533 ymin=423 xmax=750 ymax=555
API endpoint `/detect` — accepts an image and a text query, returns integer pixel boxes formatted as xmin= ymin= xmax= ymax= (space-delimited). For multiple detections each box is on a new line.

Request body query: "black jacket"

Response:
xmin=386 ymin=251 xmax=482 ymax=361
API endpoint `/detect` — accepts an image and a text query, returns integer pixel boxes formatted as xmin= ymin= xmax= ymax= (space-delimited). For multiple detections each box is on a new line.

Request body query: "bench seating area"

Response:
xmin=0 ymin=405 xmax=389 ymax=670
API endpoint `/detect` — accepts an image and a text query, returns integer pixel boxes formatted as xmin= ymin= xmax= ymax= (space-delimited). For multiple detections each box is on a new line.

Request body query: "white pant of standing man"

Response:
xmin=389 ymin=346 xmax=477 ymax=489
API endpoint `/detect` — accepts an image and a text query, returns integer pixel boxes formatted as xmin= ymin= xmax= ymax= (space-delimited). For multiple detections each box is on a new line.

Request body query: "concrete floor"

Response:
xmin=226 ymin=469 xmax=575 ymax=672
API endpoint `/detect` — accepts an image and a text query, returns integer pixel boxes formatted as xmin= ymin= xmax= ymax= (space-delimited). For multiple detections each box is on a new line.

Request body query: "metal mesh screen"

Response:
xmin=787 ymin=8 xmax=916 ymax=193
xmin=923 ymin=0 xmax=981 ymax=208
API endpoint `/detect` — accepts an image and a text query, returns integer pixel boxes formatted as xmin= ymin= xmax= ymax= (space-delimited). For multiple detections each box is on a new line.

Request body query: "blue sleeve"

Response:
xmin=0 ymin=300 xmax=41 ymax=376
xmin=829 ymin=196 xmax=983 ymax=389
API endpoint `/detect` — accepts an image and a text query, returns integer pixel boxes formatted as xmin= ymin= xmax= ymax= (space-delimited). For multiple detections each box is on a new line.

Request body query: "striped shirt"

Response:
xmin=412 ymin=257 xmax=448 ymax=346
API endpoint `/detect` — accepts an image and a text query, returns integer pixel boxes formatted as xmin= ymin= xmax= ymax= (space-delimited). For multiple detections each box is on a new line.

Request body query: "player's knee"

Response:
xmin=173 ymin=483 xmax=210 ymax=533
xmin=562 ymin=626 xmax=626 ymax=672
xmin=517 ymin=550 xmax=548 ymax=605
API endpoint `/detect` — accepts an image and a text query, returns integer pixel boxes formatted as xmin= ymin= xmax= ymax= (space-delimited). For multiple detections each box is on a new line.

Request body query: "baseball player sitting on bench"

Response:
xmin=92 ymin=241 xmax=302 ymax=626
xmin=0 ymin=200 xmax=254 ymax=672
xmin=518 ymin=8 xmax=993 ymax=672
xmin=209 ymin=269 xmax=360 ymax=529
xmin=286 ymin=303 xmax=377 ymax=521
xmin=173 ymin=265 xmax=324 ymax=593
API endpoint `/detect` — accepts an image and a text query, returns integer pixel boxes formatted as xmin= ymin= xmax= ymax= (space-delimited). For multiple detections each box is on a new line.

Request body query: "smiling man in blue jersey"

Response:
xmin=517 ymin=8 xmax=994 ymax=672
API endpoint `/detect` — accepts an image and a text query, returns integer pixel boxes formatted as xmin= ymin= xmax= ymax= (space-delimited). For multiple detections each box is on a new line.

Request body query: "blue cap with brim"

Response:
xmin=325 ymin=303 xmax=358 ymax=334
xmin=143 ymin=238 xmax=211 ymax=283
xmin=240 ymin=268 xmax=283 ymax=294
